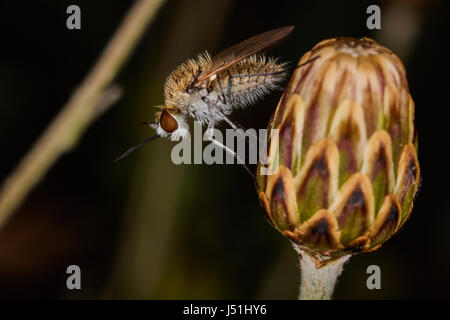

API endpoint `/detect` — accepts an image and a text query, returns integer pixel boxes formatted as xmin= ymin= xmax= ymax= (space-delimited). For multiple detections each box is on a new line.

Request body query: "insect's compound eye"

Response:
xmin=160 ymin=110 xmax=178 ymax=133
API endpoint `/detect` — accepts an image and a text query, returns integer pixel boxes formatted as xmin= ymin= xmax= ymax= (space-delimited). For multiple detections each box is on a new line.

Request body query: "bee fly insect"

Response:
xmin=115 ymin=26 xmax=319 ymax=173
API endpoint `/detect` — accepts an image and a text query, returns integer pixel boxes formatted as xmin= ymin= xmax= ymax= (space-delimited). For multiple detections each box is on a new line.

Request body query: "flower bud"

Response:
xmin=257 ymin=37 xmax=420 ymax=264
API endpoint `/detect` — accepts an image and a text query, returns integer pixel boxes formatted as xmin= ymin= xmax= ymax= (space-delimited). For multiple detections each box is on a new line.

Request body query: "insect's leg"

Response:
xmin=221 ymin=116 xmax=238 ymax=130
xmin=205 ymin=124 xmax=255 ymax=179
xmin=205 ymin=123 xmax=239 ymax=161
xmin=295 ymin=55 xmax=320 ymax=69
xmin=222 ymin=117 xmax=257 ymax=149
xmin=218 ymin=114 xmax=260 ymax=164
xmin=218 ymin=112 xmax=256 ymax=140
xmin=233 ymin=121 xmax=248 ymax=131
xmin=226 ymin=71 xmax=233 ymax=105
xmin=215 ymin=73 xmax=227 ymax=105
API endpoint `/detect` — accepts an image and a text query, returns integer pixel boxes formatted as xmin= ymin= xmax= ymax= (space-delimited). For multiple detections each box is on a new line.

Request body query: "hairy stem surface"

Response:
xmin=293 ymin=244 xmax=351 ymax=300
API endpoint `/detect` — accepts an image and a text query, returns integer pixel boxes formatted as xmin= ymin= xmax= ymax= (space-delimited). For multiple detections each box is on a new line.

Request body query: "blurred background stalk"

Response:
xmin=0 ymin=0 xmax=165 ymax=229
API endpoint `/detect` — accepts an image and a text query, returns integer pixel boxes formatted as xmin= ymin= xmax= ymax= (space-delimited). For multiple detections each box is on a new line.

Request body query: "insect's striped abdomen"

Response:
xmin=216 ymin=54 xmax=288 ymax=108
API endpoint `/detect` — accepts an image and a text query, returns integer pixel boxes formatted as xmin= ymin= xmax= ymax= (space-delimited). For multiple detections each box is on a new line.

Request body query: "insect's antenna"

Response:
xmin=295 ymin=55 xmax=320 ymax=69
xmin=114 ymin=135 xmax=160 ymax=162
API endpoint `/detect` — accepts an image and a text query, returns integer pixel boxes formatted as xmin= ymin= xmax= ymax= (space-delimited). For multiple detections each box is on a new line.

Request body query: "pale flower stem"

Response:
xmin=293 ymin=244 xmax=351 ymax=300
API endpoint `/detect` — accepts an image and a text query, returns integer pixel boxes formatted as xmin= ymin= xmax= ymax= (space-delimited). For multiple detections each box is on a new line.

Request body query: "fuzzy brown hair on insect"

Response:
xmin=161 ymin=51 xmax=288 ymax=116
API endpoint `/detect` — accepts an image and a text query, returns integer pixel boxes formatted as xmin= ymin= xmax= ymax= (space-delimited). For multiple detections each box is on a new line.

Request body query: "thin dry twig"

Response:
xmin=0 ymin=0 xmax=166 ymax=228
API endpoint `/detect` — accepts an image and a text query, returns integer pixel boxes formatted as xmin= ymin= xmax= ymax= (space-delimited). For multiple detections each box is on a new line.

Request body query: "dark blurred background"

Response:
xmin=0 ymin=0 xmax=448 ymax=299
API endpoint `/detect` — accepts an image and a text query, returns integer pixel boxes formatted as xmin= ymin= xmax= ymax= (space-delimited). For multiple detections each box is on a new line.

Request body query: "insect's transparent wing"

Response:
xmin=195 ymin=26 xmax=294 ymax=84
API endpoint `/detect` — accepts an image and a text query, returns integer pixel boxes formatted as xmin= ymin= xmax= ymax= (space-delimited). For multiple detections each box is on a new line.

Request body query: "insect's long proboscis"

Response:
xmin=114 ymin=135 xmax=160 ymax=162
